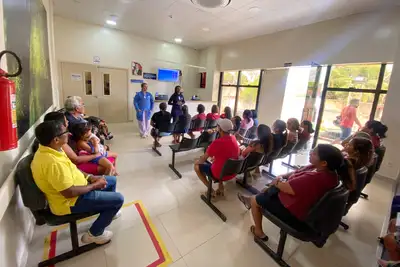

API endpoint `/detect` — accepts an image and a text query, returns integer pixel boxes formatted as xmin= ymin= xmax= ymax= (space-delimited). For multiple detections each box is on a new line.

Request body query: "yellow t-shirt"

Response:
xmin=31 ymin=145 xmax=88 ymax=215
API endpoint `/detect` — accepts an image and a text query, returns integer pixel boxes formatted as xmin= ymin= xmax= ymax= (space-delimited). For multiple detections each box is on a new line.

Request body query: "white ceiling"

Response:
xmin=54 ymin=0 xmax=398 ymax=49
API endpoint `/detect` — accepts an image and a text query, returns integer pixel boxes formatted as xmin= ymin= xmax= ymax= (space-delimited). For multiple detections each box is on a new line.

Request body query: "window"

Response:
xmin=382 ymin=64 xmax=393 ymax=91
xmin=219 ymin=69 xmax=262 ymax=115
xmin=103 ymin=73 xmax=110 ymax=96
xmin=328 ymin=64 xmax=382 ymax=89
xmin=84 ymin=72 xmax=92 ymax=95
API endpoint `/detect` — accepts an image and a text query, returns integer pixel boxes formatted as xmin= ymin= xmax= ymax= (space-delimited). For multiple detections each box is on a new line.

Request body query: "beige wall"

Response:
xmin=220 ymin=9 xmax=400 ymax=71
xmin=217 ymin=8 xmax=400 ymax=180
xmin=54 ymin=17 xmax=203 ymax=120
xmin=0 ymin=1 xmax=59 ymax=267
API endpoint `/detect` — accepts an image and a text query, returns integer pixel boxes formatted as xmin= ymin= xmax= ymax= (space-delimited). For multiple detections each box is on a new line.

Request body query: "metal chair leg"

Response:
xmin=200 ymin=177 xmax=227 ymax=222
xmin=254 ymin=229 xmax=290 ymax=267
xmin=168 ymin=151 xmax=182 ymax=178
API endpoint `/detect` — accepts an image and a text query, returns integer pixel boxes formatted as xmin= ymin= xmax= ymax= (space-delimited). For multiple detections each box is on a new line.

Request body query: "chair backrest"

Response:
xmin=15 ymin=154 xmax=47 ymax=212
xmin=219 ymin=158 xmax=245 ymax=180
xmin=347 ymin=166 xmax=368 ymax=205
xmin=174 ymin=118 xmax=189 ymax=133
xmin=305 ymin=183 xmax=349 ymax=236
xmin=190 ymin=118 xmax=206 ymax=130
xmin=375 ymin=145 xmax=386 ymax=172
xmin=244 ymin=126 xmax=257 ymax=140
xmin=365 ymin=153 xmax=378 ymax=186
xmin=197 ymin=131 xmax=217 ymax=145
xmin=204 ymin=119 xmax=218 ymax=130
xmin=291 ymin=138 xmax=308 ymax=153
xmin=178 ymin=137 xmax=199 ymax=150
xmin=241 ymin=152 xmax=264 ymax=172
xmin=278 ymin=140 xmax=298 ymax=158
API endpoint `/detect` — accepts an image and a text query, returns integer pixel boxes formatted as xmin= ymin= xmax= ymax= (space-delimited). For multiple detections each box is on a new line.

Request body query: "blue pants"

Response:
xmin=70 ymin=176 xmax=124 ymax=236
xmin=340 ymin=126 xmax=352 ymax=140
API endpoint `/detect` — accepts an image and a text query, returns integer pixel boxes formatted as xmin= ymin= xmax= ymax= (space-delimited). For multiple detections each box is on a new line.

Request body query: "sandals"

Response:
xmin=237 ymin=193 xmax=251 ymax=210
xmin=250 ymin=226 xmax=268 ymax=241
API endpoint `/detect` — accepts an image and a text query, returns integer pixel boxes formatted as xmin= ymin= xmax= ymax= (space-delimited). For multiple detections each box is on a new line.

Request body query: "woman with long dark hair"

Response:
xmin=221 ymin=106 xmax=233 ymax=120
xmin=238 ymin=144 xmax=354 ymax=240
xmin=241 ymin=124 xmax=273 ymax=157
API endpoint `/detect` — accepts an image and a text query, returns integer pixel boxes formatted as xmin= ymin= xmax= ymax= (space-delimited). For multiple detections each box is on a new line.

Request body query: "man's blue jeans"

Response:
xmin=70 ymin=176 xmax=124 ymax=236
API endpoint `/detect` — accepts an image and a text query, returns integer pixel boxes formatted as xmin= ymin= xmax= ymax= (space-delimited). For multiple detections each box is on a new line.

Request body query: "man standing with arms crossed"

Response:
xmin=134 ymin=83 xmax=154 ymax=138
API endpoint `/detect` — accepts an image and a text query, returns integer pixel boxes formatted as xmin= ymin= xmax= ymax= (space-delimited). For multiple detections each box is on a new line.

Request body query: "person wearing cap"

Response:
xmin=134 ymin=83 xmax=154 ymax=138
xmin=31 ymin=120 xmax=124 ymax=245
xmin=194 ymin=118 xmax=240 ymax=197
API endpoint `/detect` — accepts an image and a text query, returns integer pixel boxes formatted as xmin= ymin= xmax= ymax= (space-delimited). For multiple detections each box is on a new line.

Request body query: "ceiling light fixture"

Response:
xmin=248 ymin=7 xmax=261 ymax=13
xmin=174 ymin=38 xmax=183 ymax=43
xmin=191 ymin=0 xmax=231 ymax=9
xmin=106 ymin=20 xmax=117 ymax=26
xmin=202 ymin=27 xmax=210 ymax=32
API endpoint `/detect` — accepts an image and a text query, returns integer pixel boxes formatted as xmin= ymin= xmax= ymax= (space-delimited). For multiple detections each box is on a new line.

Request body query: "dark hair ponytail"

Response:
xmin=317 ymin=144 xmax=356 ymax=191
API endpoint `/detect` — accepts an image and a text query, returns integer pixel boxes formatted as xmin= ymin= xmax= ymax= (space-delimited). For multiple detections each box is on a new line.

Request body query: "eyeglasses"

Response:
xmin=56 ymin=130 xmax=69 ymax=137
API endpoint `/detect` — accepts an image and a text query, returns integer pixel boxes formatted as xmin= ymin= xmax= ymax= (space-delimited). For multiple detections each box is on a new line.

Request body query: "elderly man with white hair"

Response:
xmin=64 ymin=96 xmax=87 ymax=131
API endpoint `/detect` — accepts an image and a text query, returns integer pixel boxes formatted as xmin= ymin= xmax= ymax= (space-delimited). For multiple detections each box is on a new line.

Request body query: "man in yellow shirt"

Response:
xmin=31 ymin=121 xmax=124 ymax=244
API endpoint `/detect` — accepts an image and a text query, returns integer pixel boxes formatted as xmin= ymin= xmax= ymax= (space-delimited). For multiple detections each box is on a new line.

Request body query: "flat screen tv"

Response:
xmin=158 ymin=68 xmax=179 ymax=82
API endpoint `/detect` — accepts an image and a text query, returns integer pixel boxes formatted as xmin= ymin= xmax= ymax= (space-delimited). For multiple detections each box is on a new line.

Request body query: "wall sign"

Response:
xmin=130 ymin=79 xmax=144 ymax=84
xmin=71 ymin=73 xmax=82 ymax=81
xmin=93 ymin=56 xmax=100 ymax=64
xmin=143 ymin=72 xmax=157 ymax=80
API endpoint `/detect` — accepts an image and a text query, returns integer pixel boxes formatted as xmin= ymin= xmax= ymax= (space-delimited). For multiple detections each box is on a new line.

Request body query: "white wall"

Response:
xmin=53 ymin=16 xmax=202 ymax=120
xmin=220 ymin=9 xmax=400 ymax=71
xmin=0 ymin=1 xmax=59 ymax=267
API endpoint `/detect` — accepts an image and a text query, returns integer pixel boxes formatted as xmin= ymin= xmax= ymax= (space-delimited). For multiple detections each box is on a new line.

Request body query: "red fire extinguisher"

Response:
xmin=0 ymin=50 xmax=22 ymax=151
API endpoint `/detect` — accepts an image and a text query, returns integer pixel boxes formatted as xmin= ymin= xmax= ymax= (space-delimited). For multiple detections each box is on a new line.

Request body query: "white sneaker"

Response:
xmin=81 ymin=230 xmax=113 ymax=244
xmin=113 ymin=210 xmax=122 ymax=220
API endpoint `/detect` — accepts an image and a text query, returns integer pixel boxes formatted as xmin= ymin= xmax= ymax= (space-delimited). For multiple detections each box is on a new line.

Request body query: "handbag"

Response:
xmin=333 ymin=115 xmax=341 ymax=127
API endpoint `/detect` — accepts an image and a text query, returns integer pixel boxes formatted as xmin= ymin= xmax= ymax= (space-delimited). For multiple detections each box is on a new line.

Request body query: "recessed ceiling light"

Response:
xmin=191 ymin=0 xmax=231 ymax=9
xmin=248 ymin=7 xmax=261 ymax=13
xmin=202 ymin=27 xmax=210 ymax=32
xmin=106 ymin=20 xmax=117 ymax=26
xmin=174 ymin=38 xmax=183 ymax=43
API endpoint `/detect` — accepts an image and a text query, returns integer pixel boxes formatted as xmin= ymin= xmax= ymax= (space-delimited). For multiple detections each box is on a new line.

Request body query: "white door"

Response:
xmin=96 ymin=67 xmax=128 ymax=123
xmin=61 ymin=62 xmax=99 ymax=116
xmin=258 ymin=69 xmax=290 ymax=126
xmin=61 ymin=63 xmax=129 ymax=123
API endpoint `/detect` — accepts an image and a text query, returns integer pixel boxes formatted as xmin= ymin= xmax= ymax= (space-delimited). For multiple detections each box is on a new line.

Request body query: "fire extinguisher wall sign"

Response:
xmin=0 ymin=50 xmax=22 ymax=151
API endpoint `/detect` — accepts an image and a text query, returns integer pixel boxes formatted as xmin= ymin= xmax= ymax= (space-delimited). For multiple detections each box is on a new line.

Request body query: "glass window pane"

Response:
xmin=239 ymin=70 xmax=260 ymax=86
xmin=375 ymin=94 xmax=387 ymax=121
xmin=382 ymin=64 xmax=393 ymax=91
xmin=84 ymin=72 xmax=92 ymax=95
xmin=103 ymin=74 xmax=110 ymax=96
xmin=220 ymin=87 xmax=237 ymax=113
xmin=317 ymin=91 xmax=374 ymax=143
xmin=222 ymin=71 xmax=238 ymax=85
xmin=236 ymin=87 xmax=258 ymax=116
xmin=328 ymin=64 xmax=382 ymax=89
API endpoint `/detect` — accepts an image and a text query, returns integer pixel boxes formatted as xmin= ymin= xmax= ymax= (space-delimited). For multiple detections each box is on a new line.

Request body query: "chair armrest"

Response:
xmin=169 ymin=144 xmax=179 ymax=151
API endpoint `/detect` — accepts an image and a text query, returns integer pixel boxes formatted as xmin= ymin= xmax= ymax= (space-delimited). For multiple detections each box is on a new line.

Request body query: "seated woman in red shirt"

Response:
xmin=298 ymin=120 xmax=314 ymax=144
xmin=220 ymin=106 xmax=232 ymax=120
xmin=188 ymin=104 xmax=207 ymax=138
xmin=206 ymin=105 xmax=220 ymax=120
xmin=238 ymin=144 xmax=354 ymax=240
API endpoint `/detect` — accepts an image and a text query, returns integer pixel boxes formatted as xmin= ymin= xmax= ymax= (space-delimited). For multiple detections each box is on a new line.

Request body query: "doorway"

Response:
xmin=60 ymin=62 xmax=129 ymax=123
xmin=313 ymin=63 xmax=392 ymax=146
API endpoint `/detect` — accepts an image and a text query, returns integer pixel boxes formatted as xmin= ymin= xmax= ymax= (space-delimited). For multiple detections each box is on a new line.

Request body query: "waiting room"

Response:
xmin=2 ymin=1 xmax=400 ymax=267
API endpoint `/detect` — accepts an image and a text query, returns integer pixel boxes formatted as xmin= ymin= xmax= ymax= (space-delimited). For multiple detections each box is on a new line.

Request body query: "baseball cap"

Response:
xmin=217 ymin=118 xmax=233 ymax=132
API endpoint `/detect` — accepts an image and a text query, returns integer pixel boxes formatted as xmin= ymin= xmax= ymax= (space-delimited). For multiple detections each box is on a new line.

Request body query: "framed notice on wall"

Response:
xmin=131 ymin=61 xmax=143 ymax=76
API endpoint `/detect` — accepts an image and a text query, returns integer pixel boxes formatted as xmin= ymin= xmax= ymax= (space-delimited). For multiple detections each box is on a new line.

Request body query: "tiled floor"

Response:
xmin=26 ymin=123 xmax=393 ymax=267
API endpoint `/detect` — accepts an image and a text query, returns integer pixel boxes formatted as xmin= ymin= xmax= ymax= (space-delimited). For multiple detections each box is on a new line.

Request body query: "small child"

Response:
xmin=72 ymin=123 xmax=118 ymax=175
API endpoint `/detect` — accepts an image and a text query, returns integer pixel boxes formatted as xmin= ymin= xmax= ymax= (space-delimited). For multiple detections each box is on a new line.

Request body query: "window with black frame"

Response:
xmin=218 ymin=69 xmax=262 ymax=116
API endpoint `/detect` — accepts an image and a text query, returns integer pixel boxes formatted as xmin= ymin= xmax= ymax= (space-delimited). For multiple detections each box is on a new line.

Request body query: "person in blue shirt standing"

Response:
xmin=168 ymin=85 xmax=185 ymax=122
xmin=134 ymin=83 xmax=154 ymax=138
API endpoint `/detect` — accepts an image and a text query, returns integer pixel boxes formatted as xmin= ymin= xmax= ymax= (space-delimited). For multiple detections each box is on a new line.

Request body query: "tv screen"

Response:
xmin=158 ymin=68 xmax=179 ymax=82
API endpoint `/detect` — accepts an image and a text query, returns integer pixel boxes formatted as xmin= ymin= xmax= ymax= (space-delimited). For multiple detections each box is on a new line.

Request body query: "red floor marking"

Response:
xmin=135 ymin=202 xmax=166 ymax=267
xmin=47 ymin=203 xmax=167 ymax=267
xmin=48 ymin=230 xmax=58 ymax=267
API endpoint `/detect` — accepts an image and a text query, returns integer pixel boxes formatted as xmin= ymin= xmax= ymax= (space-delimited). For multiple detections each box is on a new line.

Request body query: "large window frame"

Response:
xmin=313 ymin=63 xmax=390 ymax=147
xmin=217 ymin=70 xmax=263 ymax=115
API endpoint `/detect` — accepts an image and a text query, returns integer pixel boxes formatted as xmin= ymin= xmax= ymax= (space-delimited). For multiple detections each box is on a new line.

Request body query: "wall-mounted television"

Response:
xmin=158 ymin=68 xmax=179 ymax=82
